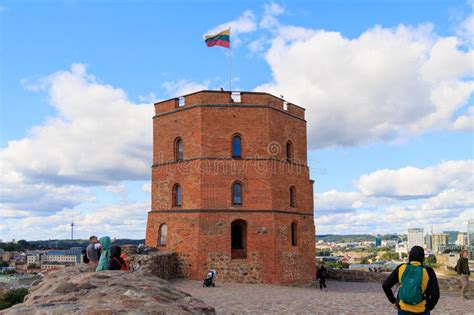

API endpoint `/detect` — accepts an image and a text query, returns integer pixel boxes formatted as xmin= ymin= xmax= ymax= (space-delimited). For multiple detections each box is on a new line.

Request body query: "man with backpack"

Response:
xmin=382 ymin=246 xmax=439 ymax=314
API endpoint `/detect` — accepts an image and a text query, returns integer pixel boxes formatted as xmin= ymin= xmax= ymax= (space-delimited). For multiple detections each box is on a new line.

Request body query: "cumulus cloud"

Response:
xmin=206 ymin=10 xmax=257 ymax=46
xmin=1 ymin=64 xmax=153 ymax=186
xmin=0 ymin=202 xmax=147 ymax=240
xmin=162 ymin=79 xmax=209 ymax=97
xmin=0 ymin=64 xmax=154 ymax=236
xmin=260 ymin=2 xmax=284 ymax=29
xmin=356 ymin=160 xmax=473 ymax=199
xmin=256 ymin=24 xmax=474 ymax=148
xmin=453 ymin=106 xmax=474 ymax=131
xmin=315 ymin=160 xmax=474 ymax=234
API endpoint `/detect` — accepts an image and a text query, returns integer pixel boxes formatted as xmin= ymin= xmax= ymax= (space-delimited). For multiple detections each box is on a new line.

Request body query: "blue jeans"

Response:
xmin=398 ymin=310 xmax=430 ymax=315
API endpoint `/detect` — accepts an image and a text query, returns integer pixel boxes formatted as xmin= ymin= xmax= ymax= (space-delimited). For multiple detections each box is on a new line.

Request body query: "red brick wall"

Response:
xmin=146 ymin=91 xmax=315 ymax=284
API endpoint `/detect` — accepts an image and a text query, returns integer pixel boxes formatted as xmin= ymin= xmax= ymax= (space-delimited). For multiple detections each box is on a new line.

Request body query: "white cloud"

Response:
xmin=315 ymin=190 xmax=364 ymax=213
xmin=0 ymin=202 xmax=147 ymax=241
xmin=206 ymin=10 xmax=257 ymax=46
xmin=356 ymin=160 xmax=473 ymax=199
xmin=142 ymin=182 xmax=151 ymax=193
xmin=260 ymin=2 xmax=284 ymax=29
xmin=162 ymin=79 xmax=209 ymax=97
xmin=1 ymin=64 xmax=154 ymax=186
xmin=256 ymin=23 xmax=474 ymax=148
xmin=453 ymin=106 xmax=474 ymax=131
xmin=315 ymin=160 xmax=474 ymax=234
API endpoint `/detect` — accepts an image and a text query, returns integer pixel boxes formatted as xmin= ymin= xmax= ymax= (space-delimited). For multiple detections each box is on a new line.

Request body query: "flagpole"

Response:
xmin=229 ymin=27 xmax=232 ymax=92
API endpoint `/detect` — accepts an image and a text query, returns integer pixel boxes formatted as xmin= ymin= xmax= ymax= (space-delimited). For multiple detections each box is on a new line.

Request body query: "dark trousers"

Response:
xmin=319 ymin=278 xmax=327 ymax=289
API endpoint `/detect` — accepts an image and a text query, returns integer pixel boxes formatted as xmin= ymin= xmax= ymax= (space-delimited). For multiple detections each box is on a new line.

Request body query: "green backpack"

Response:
xmin=399 ymin=263 xmax=424 ymax=305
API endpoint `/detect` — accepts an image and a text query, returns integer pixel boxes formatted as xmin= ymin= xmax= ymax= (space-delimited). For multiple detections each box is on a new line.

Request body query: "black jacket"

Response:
xmin=382 ymin=263 xmax=440 ymax=312
xmin=108 ymin=245 xmax=126 ymax=271
xmin=456 ymin=257 xmax=470 ymax=275
xmin=317 ymin=266 xmax=328 ymax=279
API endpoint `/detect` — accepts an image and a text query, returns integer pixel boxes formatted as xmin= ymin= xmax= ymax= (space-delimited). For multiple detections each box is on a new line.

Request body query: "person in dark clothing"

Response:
xmin=317 ymin=262 xmax=328 ymax=291
xmin=382 ymin=246 xmax=440 ymax=314
xmin=108 ymin=245 xmax=127 ymax=271
xmin=455 ymin=249 xmax=471 ymax=299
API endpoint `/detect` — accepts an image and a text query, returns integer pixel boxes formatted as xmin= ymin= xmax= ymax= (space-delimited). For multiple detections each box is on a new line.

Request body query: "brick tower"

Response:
xmin=146 ymin=91 xmax=316 ymax=284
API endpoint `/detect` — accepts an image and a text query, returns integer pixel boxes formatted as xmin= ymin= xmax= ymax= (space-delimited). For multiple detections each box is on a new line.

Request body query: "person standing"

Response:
xmin=86 ymin=236 xmax=100 ymax=267
xmin=456 ymin=250 xmax=471 ymax=299
xmin=317 ymin=262 xmax=328 ymax=291
xmin=96 ymin=236 xmax=112 ymax=271
xmin=382 ymin=246 xmax=440 ymax=314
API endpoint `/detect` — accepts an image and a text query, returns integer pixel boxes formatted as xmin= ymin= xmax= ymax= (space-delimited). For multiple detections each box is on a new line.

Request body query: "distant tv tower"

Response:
xmin=71 ymin=213 xmax=74 ymax=241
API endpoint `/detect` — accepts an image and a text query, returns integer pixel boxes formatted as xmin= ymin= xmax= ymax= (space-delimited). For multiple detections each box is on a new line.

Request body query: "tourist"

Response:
xmin=133 ymin=260 xmax=143 ymax=272
xmin=108 ymin=245 xmax=127 ymax=271
xmin=86 ymin=236 xmax=100 ymax=267
xmin=317 ymin=262 xmax=328 ymax=291
xmin=96 ymin=236 xmax=112 ymax=271
xmin=455 ymin=249 xmax=470 ymax=299
xmin=382 ymin=246 xmax=440 ymax=314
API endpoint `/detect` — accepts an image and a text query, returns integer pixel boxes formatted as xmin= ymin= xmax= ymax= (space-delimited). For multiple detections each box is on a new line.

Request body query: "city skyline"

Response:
xmin=1 ymin=0 xmax=473 ymax=240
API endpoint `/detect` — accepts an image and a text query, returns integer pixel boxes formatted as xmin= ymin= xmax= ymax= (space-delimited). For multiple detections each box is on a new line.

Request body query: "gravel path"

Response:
xmin=172 ymin=279 xmax=474 ymax=315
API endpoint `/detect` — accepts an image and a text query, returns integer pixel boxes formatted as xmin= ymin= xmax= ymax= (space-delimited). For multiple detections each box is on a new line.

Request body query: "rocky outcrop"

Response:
xmin=1 ymin=266 xmax=215 ymax=315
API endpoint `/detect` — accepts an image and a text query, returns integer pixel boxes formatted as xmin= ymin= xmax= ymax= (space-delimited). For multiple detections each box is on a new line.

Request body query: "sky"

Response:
xmin=0 ymin=0 xmax=473 ymax=240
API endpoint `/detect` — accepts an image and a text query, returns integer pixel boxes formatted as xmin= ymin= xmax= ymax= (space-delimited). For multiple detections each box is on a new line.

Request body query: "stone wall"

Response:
xmin=126 ymin=252 xmax=178 ymax=281
xmin=328 ymin=268 xmax=471 ymax=296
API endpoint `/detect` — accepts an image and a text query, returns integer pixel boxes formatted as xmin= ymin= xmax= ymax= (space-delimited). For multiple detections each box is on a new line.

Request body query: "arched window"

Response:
xmin=159 ymin=224 xmax=167 ymax=246
xmin=232 ymin=182 xmax=242 ymax=205
xmin=231 ymin=219 xmax=247 ymax=259
xmin=173 ymin=184 xmax=182 ymax=207
xmin=232 ymin=135 xmax=242 ymax=158
xmin=286 ymin=141 xmax=293 ymax=161
xmin=289 ymin=186 xmax=296 ymax=207
xmin=291 ymin=221 xmax=298 ymax=246
xmin=174 ymin=138 xmax=183 ymax=161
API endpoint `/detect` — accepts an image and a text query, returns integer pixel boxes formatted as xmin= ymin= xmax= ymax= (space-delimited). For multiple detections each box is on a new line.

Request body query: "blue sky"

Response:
xmin=0 ymin=0 xmax=473 ymax=240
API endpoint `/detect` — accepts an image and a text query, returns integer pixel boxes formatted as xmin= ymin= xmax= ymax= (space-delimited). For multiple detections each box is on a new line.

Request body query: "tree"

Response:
xmin=27 ymin=264 xmax=39 ymax=269
xmin=426 ymin=255 xmax=437 ymax=267
xmin=0 ymin=288 xmax=28 ymax=310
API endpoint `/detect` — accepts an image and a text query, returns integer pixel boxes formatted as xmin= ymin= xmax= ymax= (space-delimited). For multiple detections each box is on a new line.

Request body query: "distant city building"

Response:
xmin=408 ymin=228 xmax=424 ymax=250
xmin=425 ymin=234 xmax=432 ymax=250
xmin=381 ymin=240 xmax=397 ymax=248
xmin=468 ymin=221 xmax=474 ymax=260
xmin=443 ymin=231 xmax=459 ymax=245
xmin=432 ymin=233 xmax=449 ymax=253
xmin=42 ymin=249 xmax=82 ymax=265
xmin=375 ymin=235 xmax=382 ymax=247
xmin=396 ymin=242 xmax=408 ymax=259
xmin=457 ymin=232 xmax=468 ymax=247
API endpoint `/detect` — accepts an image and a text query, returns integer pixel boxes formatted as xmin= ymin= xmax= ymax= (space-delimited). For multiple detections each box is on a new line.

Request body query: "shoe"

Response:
xmin=462 ymin=296 xmax=469 ymax=299
xmin=325 ymin=288 xmax=328 ymax=292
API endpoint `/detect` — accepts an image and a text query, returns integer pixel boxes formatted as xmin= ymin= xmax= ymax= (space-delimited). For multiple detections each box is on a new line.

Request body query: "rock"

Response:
xmin=1 ymin=265 xmax=215 ymax=315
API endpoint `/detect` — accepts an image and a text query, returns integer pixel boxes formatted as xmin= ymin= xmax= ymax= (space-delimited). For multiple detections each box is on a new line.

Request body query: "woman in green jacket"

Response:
xmin=96 ymin=236 xmax=112 ymax=271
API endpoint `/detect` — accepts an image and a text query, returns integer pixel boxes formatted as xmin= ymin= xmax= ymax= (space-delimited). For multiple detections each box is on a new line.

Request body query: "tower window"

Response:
xmin=174 ymin=138 xmax=183 ymax=161
xmin=232 ymin=135 xmax=242 ymax=158
xmin=159 ymin=224 xmax=167 ymax=246
xmin=232 ymin=182 xmax=242 ymax=205
xmin=286 ymin=141 xmax=293 ymax=161
xmin=231 ymin=219 xmax=247 ymax=259
xmin=291 ymin=221 xmax=298 ymax=246
xmin=178 ymin=97 xmax=185 ymax=107
xmin=289 ymin=186 xmax=296 ymax=207
xmin=173 ymin=184 xmax=182 ymax=207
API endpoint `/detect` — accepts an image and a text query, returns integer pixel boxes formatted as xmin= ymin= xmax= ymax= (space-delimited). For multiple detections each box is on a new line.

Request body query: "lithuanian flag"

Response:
xmin=205 ymin=29 xmax=230 ymax=48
